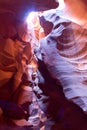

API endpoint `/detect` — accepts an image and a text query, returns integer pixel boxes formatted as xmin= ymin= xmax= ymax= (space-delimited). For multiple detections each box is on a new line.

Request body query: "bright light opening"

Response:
xmin=26 ymin=12 xmax=36 ymax=25
xmin=26 ymin=11 xmax=41 ymax=29
xmin=57 ymin=0 xmax=65 ymax=10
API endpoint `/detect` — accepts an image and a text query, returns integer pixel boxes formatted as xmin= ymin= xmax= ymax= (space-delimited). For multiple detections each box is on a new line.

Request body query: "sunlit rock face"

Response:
xmin=39 ymin=11 xmax=87 ymax=113
xmin=0 ymin=0 xmax=59 ymax=92
xmin=0 ymin=1 xmax=60 ymax=127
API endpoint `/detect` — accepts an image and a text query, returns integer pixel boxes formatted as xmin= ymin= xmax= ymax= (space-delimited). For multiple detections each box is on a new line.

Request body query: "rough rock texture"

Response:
xmin=0 ymin=1 xmax=59 ymax=130
xmin=40 ymin=11 xmax=87 ymax=112
xmin=36 ymin=10 xmax=87 ymax=129
xmin=1 ymin=0 xmax=87 ymax=130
